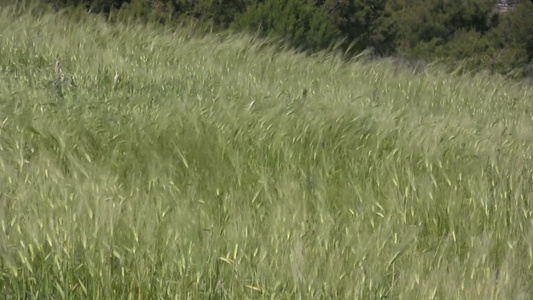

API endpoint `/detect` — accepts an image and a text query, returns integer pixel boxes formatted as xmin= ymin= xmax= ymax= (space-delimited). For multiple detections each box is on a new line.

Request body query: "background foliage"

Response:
xmin=22 ymin=0 xmax=533 ymax=79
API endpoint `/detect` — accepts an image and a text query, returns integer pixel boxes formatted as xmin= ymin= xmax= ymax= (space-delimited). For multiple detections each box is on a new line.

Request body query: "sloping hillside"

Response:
xmin=1 ymin=6 xmax=532 ymax=300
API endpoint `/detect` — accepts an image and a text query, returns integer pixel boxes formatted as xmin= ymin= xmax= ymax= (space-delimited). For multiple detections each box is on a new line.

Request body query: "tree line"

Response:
xmin=41 ymin=0 xmax=533 ymax=78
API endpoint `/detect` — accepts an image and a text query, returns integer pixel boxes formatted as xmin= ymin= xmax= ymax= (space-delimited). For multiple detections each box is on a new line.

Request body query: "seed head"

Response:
xmin=55 ymin=61 xmax=62 ymax=74
xmin=247 ymin=100 xmax=255 ymax=111
xmin=113 ymin=72 xmax=120 ymax=86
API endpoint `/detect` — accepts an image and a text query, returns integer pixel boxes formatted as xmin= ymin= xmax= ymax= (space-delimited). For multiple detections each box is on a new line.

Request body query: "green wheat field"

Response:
xmin=1 ymin=4 xmax=532 ymax=300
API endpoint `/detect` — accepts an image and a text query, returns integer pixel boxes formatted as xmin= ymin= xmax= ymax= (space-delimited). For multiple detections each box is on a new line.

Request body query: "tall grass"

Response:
xmin=1 ymin=4 xmax=532 ymax=299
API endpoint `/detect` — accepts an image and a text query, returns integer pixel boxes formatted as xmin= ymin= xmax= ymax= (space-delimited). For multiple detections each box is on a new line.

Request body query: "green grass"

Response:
xmin=1 ymin=4 xmax=533 ymax=300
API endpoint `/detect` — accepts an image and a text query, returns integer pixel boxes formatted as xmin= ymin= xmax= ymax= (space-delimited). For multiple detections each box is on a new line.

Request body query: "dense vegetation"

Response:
xmin=34 ymin=0 xmax=533 ymax=79
xmin=1 ymin=3 xmax=533 ymax=299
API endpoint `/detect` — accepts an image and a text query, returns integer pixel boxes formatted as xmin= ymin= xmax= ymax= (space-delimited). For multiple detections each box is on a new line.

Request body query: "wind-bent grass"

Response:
xmin=1 ymin=5 xmax=533 ymax=300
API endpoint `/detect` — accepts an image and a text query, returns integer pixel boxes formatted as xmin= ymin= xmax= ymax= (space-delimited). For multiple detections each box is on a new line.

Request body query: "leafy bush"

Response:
xmin=325 ymin=0 xmax=395 ymax=55
xmin=490 ymin=47 xmax=530 ymax=76
xmin=388 ymin=0 xmax=495 ymax=51
xmin=493 ymin=1 xmax=533 ymax=61
xmin=436 ymin=29 xmax=494 ymax=73
xmin=171 ymin=0 xmax=253 ymax=28
xmin=232 ymin=0 xmax=339 ymax=51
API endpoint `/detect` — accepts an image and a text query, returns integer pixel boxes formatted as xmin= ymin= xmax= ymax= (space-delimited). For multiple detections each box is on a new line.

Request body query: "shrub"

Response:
xmin=232 ymin=0 xmax=339 ymax=51
xmin=493 ymin=1 xmax=533 ymax=61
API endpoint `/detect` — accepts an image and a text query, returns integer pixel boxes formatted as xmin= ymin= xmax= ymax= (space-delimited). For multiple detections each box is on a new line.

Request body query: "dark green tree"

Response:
xmin=493 ymin=0 xmax=533 ymax=60
xmin=170 ymin=0 xmax=254 ymax=27
xmin=323 ymin=0 xmax=396 ymax=55
xmin=233 ymin=0 xmax=339 ymax=51
xmin=386 ymin=0 xmax=496 ymax=53
xmin=45 ymin=0 xmax=126 ymax=13
xmin=485 ymin=1 xmax=533 ymax=76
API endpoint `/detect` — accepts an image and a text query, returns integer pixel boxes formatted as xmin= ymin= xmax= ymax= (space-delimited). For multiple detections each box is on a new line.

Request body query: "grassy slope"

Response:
xmin=1 ymin=6 xmax=533 ymax=300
